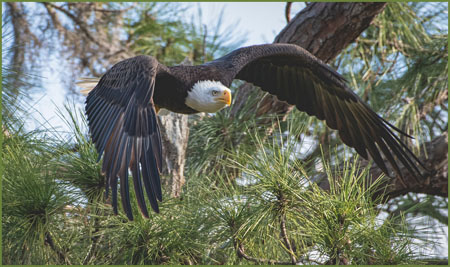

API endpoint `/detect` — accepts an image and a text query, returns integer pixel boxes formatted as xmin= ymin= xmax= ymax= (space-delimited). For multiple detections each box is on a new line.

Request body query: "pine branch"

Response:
xmin=280 ymin=214 xmax=297 ymax=264
xmin=44 ymin=231 xmax=71 ymax=264
xmin=82 ymin=216 xmax=104 ymax=265
xmin=278 ymin=193 xmax=296 ymax=264
xmin=236 ymin=243 xmax=292 ymax=265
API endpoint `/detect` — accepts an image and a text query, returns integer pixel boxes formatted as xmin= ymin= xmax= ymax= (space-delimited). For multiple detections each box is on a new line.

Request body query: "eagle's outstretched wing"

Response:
xmin=207 ymin=43 xmax=424 ymax=179
xmin=85 ymin=55 xmax=165 ymax=220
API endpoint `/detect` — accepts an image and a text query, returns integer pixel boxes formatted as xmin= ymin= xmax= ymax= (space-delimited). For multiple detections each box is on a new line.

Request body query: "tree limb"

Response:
xmin=42 ymin=3 xmax=101 ymax=47
xmin=236 ymin=242 xmax=292 ymax=265
xmin=285 ymin=2 xmax=292 ymax=23
xmin=44 ymin=231 xmax=71 ymax=264
xmin=280 ymin=214 xmax=297 ymax=264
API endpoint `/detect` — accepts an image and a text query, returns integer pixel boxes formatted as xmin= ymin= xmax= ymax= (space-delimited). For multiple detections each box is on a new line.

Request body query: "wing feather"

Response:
xmin=207 ymin=43 xmax=425 ymax=179
xmin=85 ymin=55 xmax=166 ymax=220
xmin=130 ymin=137 xmax=149 ymax=218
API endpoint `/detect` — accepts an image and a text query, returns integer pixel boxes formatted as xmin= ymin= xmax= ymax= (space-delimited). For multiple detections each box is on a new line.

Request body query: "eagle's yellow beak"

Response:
xmin=215 ymin=89 xmax=232 ymax=106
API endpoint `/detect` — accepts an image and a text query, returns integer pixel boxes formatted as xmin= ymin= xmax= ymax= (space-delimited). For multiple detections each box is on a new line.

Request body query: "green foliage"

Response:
xmin=90 ymin=198 xmax=207 ymax=265
xmin=2 ymin=127 xmax=73 ymax=264
xmin=2 ymin=103 xmax=423 ymax=265
xmin=336 ymin=2 xmax=447 ymax=147
xmin=1 ymin=26 xmax=36 ymax=130
xmin=2 ymin=2 xmax=446 ymax=265
xmin=185 ymin=118 xmax=420 ymax=264
xmin=53 ymin=104 xmax=105 ymax=204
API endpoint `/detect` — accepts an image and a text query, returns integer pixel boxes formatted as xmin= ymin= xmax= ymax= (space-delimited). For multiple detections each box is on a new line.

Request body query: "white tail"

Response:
xmin=76 ymin=77 xmax=100 ymax=96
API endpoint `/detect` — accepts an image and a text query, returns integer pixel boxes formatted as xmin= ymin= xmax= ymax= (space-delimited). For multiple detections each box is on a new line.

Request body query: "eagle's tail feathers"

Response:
xmin=77 ymin=77 xmax=100 ymax=96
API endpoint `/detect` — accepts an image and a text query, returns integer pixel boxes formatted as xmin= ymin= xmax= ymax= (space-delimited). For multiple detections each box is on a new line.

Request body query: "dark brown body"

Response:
xmin=153 ymin=65 xmax=228 ymax=114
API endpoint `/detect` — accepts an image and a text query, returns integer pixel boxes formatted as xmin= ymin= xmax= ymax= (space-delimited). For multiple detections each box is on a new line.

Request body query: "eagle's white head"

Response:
xmin=185 ymin=80 xmax=232 ymax=113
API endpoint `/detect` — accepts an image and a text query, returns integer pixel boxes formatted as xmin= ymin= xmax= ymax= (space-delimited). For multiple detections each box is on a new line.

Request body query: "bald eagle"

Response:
xmin=80 ymin=43 xmax=424 ymax=220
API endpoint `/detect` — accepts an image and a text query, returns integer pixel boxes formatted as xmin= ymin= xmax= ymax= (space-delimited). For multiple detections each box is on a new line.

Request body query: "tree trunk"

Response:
xmin=158 ymin=113 xmax=189 ymax=197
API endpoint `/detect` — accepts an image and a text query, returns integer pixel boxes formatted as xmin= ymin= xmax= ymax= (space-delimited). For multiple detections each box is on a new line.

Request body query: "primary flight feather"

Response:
xmin=82 ymin=43 xmax=424 ymax=220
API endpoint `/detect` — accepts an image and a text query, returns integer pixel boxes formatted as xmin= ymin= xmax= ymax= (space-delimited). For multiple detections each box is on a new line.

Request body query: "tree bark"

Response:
xmin=158 ymin=113 xmax=189 ymax=197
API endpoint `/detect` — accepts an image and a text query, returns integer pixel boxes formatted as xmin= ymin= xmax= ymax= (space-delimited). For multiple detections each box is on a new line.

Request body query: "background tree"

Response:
xmin=2 ymin=2 xmax=447 ymax=265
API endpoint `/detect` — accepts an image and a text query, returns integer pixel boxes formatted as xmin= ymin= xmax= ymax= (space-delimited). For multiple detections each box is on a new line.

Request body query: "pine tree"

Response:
xmin=2 ymin=2 xmax=447 ymax=264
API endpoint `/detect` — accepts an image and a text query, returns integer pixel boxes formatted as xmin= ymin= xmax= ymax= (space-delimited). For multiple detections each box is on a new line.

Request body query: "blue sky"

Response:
xmin=185 ymin=2 xmax=305 ymax=44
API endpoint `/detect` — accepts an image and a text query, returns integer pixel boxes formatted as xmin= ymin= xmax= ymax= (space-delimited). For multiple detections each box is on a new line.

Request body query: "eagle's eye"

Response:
xmin=212 ymin=90 xmax=219 ymax=96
